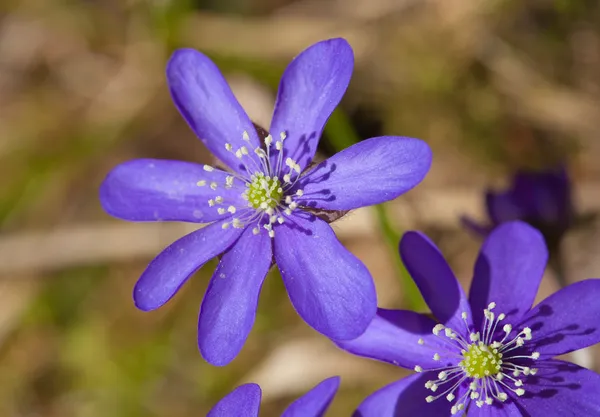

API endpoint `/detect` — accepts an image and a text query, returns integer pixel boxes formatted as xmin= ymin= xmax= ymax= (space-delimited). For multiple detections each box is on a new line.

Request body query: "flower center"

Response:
xmin=196 ymin=130 xmax=306 ymax=238
xmin=245 ymin=173 xmax=283 ymax=210
xmin=459 ymin=343 xmax=502 ymax=378
xmin=414 ymin=303 xmax=540 ymax=414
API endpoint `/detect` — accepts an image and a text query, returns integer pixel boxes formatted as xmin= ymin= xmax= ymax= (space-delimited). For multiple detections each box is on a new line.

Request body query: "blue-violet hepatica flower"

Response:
xmin=462 ymin=166 xmax=573 ymax=253
xmin=337 ymin=221 xmax=600 ymax=416
xmin=99 ymin=38 xmax=432 ymax=365
xmin=207 ymin=377 xmax=339 ymax=417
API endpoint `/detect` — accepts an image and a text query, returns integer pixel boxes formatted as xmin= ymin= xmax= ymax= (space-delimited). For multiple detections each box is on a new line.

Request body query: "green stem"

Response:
xmin=324 ymin=110 xmax=426 ymax=310
xmin=373 ymin=205 xmax=426 ymax=310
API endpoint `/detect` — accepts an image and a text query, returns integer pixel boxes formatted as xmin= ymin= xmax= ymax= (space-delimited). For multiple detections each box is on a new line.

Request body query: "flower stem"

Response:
xmin=324 ymin=110 xmax=426 ymax=311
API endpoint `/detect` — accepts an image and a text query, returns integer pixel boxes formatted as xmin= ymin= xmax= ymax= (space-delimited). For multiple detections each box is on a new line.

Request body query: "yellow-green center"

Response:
xmin=246 ymin=173 xmax=283 ymax=210
xmin=459 ymin=343 xmax=502 ymax=378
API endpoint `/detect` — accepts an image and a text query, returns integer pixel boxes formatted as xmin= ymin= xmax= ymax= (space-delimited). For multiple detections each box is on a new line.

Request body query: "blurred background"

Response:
xmin=1 ymin=0 xmax=600 ymax=415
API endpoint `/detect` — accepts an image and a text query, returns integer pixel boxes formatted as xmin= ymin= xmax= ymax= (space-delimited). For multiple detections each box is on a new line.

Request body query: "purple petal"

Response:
xmin=460 ymin=215 xmax=492 ymax=237
xmin=207 ymin=383 xmax=261 ymax=417
xmin=167 ymin=49 xmax=261 ymax=174
xmin=281 ymin=376 xmax=340 ymax=417
xmin=198 ymin=227 xmax=272 ymax=366
xmin=517 ymin=279 xmax=600 ymax=359
xmin=133 ymin=220 xmax=244 ymax=311
xmin=353 ymin=373 xmax=454 ymax=417
xmin=336 ymin=309 xmax=453 ymax=370
xmin=399 ymin=232 xmax=472 ymax=331
xmin=469 ymin=221 xmax=547 ymax=329
xmin=269 ymin=38 xmax=353 ymax=177
xmin=515 ymin=359 xmax=600 ymax=416
xmin=295 ymin=136 xmax=431 ymax=211
xmin=485 ymin=190 xmax=523 ymax=224
xmin=468 ymin=402 xmax=522 ymax=416
xmin=100 ymin=159 xmax=245 ymax=223
xmin=511 ymin=167 xmax=572 ymax=225
xmin=273 ymin=213 xmax=377 ymax=340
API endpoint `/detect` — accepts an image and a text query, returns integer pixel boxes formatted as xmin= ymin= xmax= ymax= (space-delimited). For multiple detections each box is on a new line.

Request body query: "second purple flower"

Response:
xmin=99 ymin=38 xmax=432 ymax=366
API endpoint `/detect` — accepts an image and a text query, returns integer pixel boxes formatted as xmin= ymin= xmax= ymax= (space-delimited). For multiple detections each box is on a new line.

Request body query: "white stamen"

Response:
xmin=433 ymin=324 xmax=445 ymax=335
xmin=215 ymin=129 xmax=315 ymax=241
xmin=414 ymin=304 xmax=539 ymax=413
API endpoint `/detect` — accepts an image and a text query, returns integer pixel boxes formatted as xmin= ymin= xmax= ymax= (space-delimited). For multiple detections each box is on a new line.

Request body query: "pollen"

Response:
xmin=416 ymin=303 xmax=540 ymax=412
xmin=459 ymin=343 xmax=502 ymax=378
xmin=245 ymin=173 xmax=283 ymax=210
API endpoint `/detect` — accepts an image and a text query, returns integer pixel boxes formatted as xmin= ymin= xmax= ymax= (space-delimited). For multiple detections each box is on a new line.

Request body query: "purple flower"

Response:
xmin=336 ymin=221 xmax=600 ymax=416
xmin=462 ymin=166 xmax=573 ymax=253
xmin=207 ymin=377 xmax=339 ymax=417
xmin=99 ymin=38 xmax=432 ymax=365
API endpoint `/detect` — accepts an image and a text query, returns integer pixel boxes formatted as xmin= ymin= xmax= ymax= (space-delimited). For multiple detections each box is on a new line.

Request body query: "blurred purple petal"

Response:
xmin=198 ymin=227 xmax=272 ymax=366
xmin=269 ymin=38 xmax=353 ymax=177
xmin=516 ymin=360 xmax=600 ymax=416
xmin=353 ymin=373 xmax=454 ymax=417
xmin=295 ymin=136 xmax=431 ymax=210
xmin=281 ymin=376 xmax=340 ymax=417
xmin=336 ymin=309 xmax=452 ymax=369
xmin=207 ymin=383 xmax=261 ymax=417
xmin=511 ymin=166 xmax=572 ymax=226
xmin=486 ymin=189 xmax=523 ymax=224
xmin=399 ymin=231 xmax=472 ymax=330
xmin=518 ymin=279 xmax=600 ymax=359
xmin=167 ymin=49 xmax=261 ymax=174
xmin=471 ymin=166 xmax=575 ymax=247
xmin=273 ymin=214 xmax=376 ymax=340
xmin=469 ymin=221 xmax=547 ymax=329
xmin=460 ymin=215 xmax=491 ymax=237
xmin=133 ymin=220 xmax=243 ymax=311
xmin=100 ymin=159 xmax=244 ymax=223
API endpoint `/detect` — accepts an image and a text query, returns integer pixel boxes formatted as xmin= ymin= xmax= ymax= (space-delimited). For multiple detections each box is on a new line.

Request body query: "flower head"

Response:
xmin=207 ymin=377 xmax=339 ymax=417
xmin=99 ymin=38 xmax=432 ymax=365
xmin=462 ymin=166 xmax=573 ymax=253
xmin=337 ymin=221 xmax=600 ymax=416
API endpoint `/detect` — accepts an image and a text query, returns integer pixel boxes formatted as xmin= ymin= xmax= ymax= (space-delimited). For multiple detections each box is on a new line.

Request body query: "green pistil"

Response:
xmin=246 ymin=173 xmax=283 ymax=210
xmin=459 ymin=343 xmax=502 ymax=378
